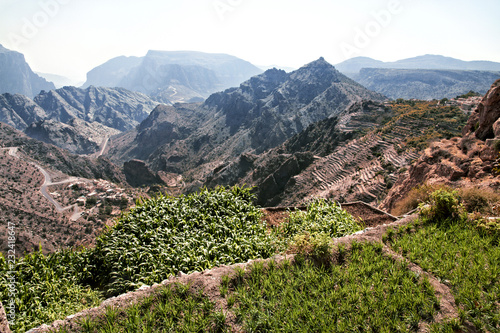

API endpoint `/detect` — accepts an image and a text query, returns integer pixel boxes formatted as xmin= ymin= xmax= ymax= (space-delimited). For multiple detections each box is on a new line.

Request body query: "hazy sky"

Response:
xmin=1 ymin=0 xmax=499 ymax=82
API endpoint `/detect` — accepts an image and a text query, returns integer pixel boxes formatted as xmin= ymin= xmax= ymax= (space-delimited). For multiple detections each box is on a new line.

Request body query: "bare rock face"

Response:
xmin=381 ymin=79 xmax=500 ymax=212
xmin=470 ymin=79 xmax=500 ymax=140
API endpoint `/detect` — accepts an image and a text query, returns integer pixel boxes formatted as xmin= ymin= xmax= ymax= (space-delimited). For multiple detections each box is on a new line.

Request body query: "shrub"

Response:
xmin=419 ymin=189 xmax=464 ymax=223
xmin=459 ymin=187 xmax=500 ymax=215
xmin=289 ymin=232 xmax=332 ymax=260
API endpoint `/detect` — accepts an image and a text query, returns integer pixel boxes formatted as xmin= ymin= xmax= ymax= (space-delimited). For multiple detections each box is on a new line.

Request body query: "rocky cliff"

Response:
xmin=0 ymin=93 xmax=47 ymax=130
xmin=0 ymin=44 xmax=55 ymax=98
xmin=34 ymin=86 xmax=160 ymax=131
xmin=381 ymin=79 xmax=500 ymax=212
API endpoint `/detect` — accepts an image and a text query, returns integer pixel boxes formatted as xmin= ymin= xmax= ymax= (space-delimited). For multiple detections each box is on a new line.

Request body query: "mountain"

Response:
xmin=0 ymin=86 xmax=161 ymax=154
xmin=82 ymin=56 xmax=143 ymax=88
xmin=106 ymin=58 xmax=386 ymax=182
xmin=334 ymin=55 xmax=500 ymax=100
xmin=36 ymin=72 xmax=82 ymax=88
xmin=336 ymin=54 xmax=500 ymax=74
xmin=33 ymin=86 xmax=161 ymax=131
xmin=83 ymin=51 xmax=263 ymax=103
xmin=206 ymin=96 xmax=472 ymax=207
xmin=353 ymin=68 xmax=500 ymax=100
xmin=25 ymin=118 xmax=120 ymax=155
xmin=0 ymin=93 xmax=47 ymax=130
xmin=0 ymin=44 xmax=55 ymax=98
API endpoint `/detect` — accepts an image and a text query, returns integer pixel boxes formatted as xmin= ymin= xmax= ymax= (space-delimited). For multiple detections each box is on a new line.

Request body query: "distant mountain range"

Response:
xmin=83 ymin=50 xmax=263 ymax=103
xmin=353 ymin=68 xmax=500 ymax=100
xmin=336 ymin=55 xmax=500 ymax=100
xmin=336 ymin=54 xmax=500 ymax=74
xmin=0 ymin=44 xmax=55 ymax=98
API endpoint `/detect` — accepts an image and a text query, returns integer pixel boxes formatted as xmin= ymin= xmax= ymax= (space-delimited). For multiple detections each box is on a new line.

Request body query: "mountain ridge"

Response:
xmin=336 ymin=54 xmax=500 ymax=74
xmin=0 ymin=44 xmax=55 ymax=98
xmin=106 ymin=57 xmax=386 ymax=184
xmin=83 ymin=50 xmax=263 ymax=103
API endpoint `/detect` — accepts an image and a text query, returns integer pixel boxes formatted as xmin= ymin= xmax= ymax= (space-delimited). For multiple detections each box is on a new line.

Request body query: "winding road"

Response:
xmin=3 ymin=147 xmax=82 ymax=221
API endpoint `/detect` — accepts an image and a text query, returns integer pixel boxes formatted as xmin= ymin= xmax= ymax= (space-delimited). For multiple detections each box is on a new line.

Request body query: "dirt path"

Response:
xmin=97 ymin=136 xmax=109 ymax=157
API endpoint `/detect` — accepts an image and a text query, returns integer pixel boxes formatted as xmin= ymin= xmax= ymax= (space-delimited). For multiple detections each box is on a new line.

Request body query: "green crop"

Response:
xmin=89 ymin=186 xmax=278 ymax=296
xmin=230 ymin=242 xmax=439 ymax=332
xmin=0 ymin=249 xmax=102 ymax=332
xmin=281 ymin=198 xmax=362 ymax=240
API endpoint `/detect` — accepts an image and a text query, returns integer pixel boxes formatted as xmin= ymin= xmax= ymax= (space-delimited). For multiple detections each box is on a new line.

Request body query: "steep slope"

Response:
xmin=107 ymin=58 xmax=386 ymax=178
xmin=34 ymin=86 xmax=160 ymax=131
xmin=82 ymin=55 xmax=142 ymax=88
xmin=25 ymin=118 xmax=120 ymax=155
xmin=352 ymin=68 xmax=500 ymax=100
xmin=0 ymin=44 xmax=55 ymax=98
xmin=83 ymin=51 xmax=263 ymax=103
xmin=0 ymin=93 xmax=47 ymax=130
xmin=381 ymin=79 xmax=500 ymax=213
xmin=0 ymin=86 xmax=161 ymax=154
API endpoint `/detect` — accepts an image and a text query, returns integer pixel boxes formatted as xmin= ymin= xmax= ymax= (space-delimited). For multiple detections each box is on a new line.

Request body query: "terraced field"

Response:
xmin=291 ymin=101 xmax=467 ymax=207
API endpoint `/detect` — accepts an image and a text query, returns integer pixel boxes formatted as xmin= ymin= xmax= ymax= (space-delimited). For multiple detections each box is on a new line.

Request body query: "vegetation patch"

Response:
xmin=89 ymin=186 xmax=278 ymax=297
xmin=280 ymin=198 xmax=362 ymax=240
xmin=384 ymin=190 xmax=500 ymax=331
xmin=0 ymin=249 xmax=102 ymax=332
xmin=64 ymin=283 xmax=227 ymax=333
xmin=227 ymin=243 xmax=439 ymax=332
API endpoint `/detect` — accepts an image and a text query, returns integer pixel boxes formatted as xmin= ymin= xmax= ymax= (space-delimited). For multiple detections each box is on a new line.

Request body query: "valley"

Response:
xmin=0 ymin=47 xmax=499 ymax=332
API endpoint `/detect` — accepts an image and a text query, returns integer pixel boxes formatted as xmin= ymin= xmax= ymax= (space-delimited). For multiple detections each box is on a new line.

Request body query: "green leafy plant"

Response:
xmin=89 ymin=186 xmax=278 ymax=297
xmin=281 ymin=198 xmax=362 ymax=241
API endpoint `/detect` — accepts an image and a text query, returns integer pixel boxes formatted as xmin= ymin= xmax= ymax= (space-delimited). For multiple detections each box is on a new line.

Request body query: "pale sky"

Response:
xmin=1 ymin=0 xmax=499 ymax=82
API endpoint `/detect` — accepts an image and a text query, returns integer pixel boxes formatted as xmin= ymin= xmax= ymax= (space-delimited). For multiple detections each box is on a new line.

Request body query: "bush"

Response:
xmin=289 ymin=232 xmax=332 ymax=260
xmin=459 ymin=187 xmax=500 ymax=215
xmin=419 ymin=189 xmax=464 ymax=223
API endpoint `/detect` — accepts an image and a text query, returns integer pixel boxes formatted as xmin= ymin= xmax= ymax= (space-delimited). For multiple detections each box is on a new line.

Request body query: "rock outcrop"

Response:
xmin=0 ymin=44 xmax=55 ymax=98
xmin=381 ymin=79 xmax=500 ymax=212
